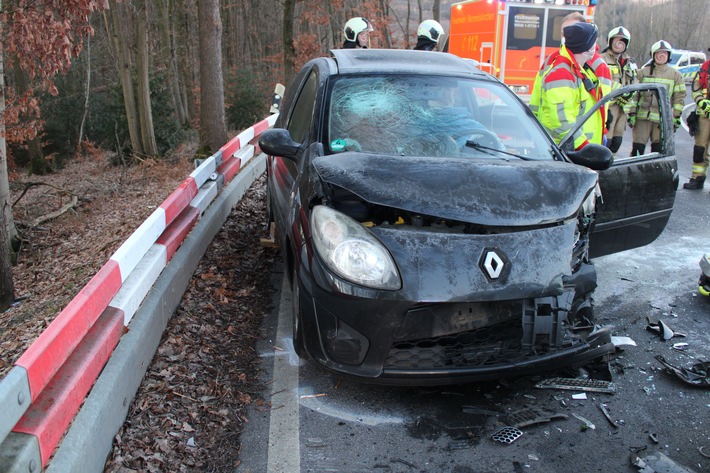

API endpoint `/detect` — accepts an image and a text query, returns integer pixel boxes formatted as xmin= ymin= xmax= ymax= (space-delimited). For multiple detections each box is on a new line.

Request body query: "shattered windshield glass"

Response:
xmin=326 ymin=74 xmax=552 ymax=160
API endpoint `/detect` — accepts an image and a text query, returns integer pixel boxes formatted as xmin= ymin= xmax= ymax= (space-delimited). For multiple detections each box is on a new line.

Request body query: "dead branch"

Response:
xmin=12 ymin=181 xmax=75 ymax=207
xmin=25 ymin=195 xmax=79 ymax=228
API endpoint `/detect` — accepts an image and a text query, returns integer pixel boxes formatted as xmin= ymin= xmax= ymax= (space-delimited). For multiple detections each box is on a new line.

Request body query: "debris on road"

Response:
xmin=630 ymin=450 xmax=699 ymax=473
xmin=612 ymin=336 xmax=637 ymax=347
xmin=535 ymin=377 xmax=616 ymax=394
xmin=655 ymin=355 xmax=710 ymax=388
xmin=571 ymin=413 xmax=595 ymax=431
xmin=491 ymin=427 xmax=523 ymax=444
xmin=503 ymin=407 xmax=567 ymax=429
xmin=598 ymin=403 xmax=619 ymax=429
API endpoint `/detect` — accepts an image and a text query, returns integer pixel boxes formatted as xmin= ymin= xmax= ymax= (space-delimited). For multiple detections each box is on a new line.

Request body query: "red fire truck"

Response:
xmin=448 ymin=0 xmax=598 ymax=97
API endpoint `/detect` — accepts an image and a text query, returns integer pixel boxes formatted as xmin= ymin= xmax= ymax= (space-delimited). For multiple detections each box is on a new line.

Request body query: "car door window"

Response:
xmin=287 ymin=71 xmax=318 ymax=144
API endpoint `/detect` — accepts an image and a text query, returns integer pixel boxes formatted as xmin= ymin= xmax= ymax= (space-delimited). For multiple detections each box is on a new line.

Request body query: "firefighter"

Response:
xmin=626 ymin=40 xmax=686 ymax=156
xmin=600 ymin=26 xmax=637 ymax=154
xmin=414 ymin=19 xmax=444 ymax=51
xmin=342 ymin=17 xmax=374 ymax=49
xmin=683 ymin=56 xmax=710 ymax=190
xmin=530 ymin=22 xmax=604 ymax=149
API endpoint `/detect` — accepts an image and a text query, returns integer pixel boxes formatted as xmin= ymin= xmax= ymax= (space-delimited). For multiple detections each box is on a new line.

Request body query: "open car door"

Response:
xmin=560 ymin=84 xmax=679 ymax=259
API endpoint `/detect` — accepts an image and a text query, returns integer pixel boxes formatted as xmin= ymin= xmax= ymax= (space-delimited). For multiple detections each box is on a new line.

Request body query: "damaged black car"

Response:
xmin=259 ymin=49 xmax=678 ymax=385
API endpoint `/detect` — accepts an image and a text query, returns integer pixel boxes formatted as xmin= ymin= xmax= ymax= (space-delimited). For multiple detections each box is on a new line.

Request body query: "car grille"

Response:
xmin=384 ymin=317 xmax=535 ymax=369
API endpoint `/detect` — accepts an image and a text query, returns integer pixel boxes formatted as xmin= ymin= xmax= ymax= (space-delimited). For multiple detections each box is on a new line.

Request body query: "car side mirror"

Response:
xmin=566 ymin=143 xmax=614 ymax=171
xmin=259 ymin=128 xmax=301 ymax=161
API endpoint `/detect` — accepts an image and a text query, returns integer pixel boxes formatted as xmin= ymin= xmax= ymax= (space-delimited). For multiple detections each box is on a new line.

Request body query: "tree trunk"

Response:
xmin=108 ymin=0 xmax=143 ymax=155
xmin=283 ymin=0 xmax=296 ymax=84
xmin=0 ymin=0 xmax=16 ymax=311
xmin=135 ymin=0 xmax=158 ymax=157
xmin=433 ymin=0 xmax=441 ymax=23
xmin=156 ymin=0 xmax=188 ymax=125
xmin=197 ymin=0 xmax=227 ymax=152
xmin=78 ymin=30 xmax=91 ymax=146
xmin=12 ymin=61 xmax=49 ymax=176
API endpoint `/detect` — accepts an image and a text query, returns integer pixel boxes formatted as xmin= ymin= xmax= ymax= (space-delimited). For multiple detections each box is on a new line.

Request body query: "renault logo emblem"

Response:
xmin=479 ymin=248 xmax=510 ymax=282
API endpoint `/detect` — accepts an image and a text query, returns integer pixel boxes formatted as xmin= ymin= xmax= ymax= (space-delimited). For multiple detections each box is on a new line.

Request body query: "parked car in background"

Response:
xmin=259 ymin=49 xmax=678 ymax=385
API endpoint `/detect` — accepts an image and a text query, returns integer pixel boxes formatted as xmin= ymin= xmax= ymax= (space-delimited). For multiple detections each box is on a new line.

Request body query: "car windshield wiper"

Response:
xmin=464 ymin=140 xmax=533 ymax=161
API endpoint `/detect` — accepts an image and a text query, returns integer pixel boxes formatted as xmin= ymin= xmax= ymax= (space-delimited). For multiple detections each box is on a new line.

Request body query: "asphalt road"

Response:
xmin=237 ymin=117 xmax=710 ymax=473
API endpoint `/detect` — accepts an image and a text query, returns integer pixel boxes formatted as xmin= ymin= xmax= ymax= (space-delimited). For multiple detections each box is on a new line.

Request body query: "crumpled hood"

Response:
xmin=313 ymin=152 xmax=599 ymax=226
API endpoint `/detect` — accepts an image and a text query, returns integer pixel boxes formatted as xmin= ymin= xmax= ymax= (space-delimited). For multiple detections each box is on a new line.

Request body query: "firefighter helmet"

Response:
xmin=417 ymin=19 xmax=444 ymax=44
xmin=607 ymin=26 xmax=630 ymax=50
xmin=651 ymin=40 xmax=673 ymax=62
xmin=343 ymin=17 xmax=374 ymax=43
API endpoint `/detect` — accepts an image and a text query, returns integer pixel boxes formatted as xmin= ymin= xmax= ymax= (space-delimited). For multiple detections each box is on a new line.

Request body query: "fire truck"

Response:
xmin=447 ymin=0 xmax=598 ymax=97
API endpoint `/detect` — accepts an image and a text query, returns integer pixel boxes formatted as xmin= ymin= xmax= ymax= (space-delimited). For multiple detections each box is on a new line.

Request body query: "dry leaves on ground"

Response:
xmin=1 ymin=153 xmax=277 ymax=472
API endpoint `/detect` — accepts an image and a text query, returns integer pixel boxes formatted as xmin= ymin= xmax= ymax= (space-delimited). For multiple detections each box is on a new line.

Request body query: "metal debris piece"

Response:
xmin=571 ymin=413 xmax=595 ymax=430
xmin=503 ymin=408 xmax=568 ymax=428
xmin=655 ymin=355 xmax=710 ymax=389
xmin=698 ymin=446 xmax=710 ymax=459
xmin=572 ymin=393 xmax=587 ymax=400
xmin=649 ymin=433 xmax=659 ymax=444
xmin=630 ymin=450 xmax=699 ymax=473
xmin=598 ymin=403 xmax=619 ymax=428
xmin=492 ymin=427 xmax=523 ymax=444
xmin=535 ymin=377 xmax=616 ymax=394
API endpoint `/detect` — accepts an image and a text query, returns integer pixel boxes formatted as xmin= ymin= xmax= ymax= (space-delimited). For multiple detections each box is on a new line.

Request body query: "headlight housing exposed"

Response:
xmin=311 ymin=205 xmax=401 ymax=290
xmin=571 ymin=185 xmax=599 ymax=270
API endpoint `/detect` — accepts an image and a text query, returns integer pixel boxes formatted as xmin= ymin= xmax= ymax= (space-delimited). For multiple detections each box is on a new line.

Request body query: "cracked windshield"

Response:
xmin=326 ymin=75 xmax=552 ymax=159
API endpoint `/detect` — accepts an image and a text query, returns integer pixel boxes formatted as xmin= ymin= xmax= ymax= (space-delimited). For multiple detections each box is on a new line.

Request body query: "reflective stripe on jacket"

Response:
xmin=627 ymin=63 xmax=686 ymax=122
xmin=530 ymin=46 xmax=605 ymax=149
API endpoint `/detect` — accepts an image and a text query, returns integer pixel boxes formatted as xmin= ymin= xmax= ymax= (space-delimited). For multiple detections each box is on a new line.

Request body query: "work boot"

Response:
xmin=683 ymin=176 xmax=705 ymax=189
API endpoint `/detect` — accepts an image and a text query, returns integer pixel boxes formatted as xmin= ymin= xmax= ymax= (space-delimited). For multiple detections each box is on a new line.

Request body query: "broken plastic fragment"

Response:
xmin=655 ymin=355 xmax=710 ymax=389
xmin=672 ymin=343 xmax=689 ymax=351
xmin=491 ymin=427 xmax=523 ymax=444
xmin=535 ymin=377 xmax=616 ymax=394
xmin=646 ymin=320 xmax=674 ymax=340
xmin=503 ymin=408 xmax=568 ymax=428
xmin=630 ymin=450 xmax=698 ymax=473
xmin=598 ymin=403 xmax=619 ymax=428
xmin=572 ymin=393 xmax=587 ymax=400
xmin=611 ymin=336 xmax=637 ymax=347
xmin=571 ymin=413 xmax=595 ymax=430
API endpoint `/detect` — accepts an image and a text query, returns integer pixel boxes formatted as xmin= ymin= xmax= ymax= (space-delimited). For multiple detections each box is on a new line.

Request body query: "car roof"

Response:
xmin=330 ymin=48 xmax=489 ymax=78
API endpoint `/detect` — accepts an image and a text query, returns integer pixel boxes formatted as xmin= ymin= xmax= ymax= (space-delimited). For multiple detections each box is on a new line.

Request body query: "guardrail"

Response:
xmin=0 ymin=113 xmax=278 ymax=472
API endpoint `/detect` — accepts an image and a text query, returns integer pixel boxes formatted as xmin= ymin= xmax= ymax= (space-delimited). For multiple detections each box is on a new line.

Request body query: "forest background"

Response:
xmin=0 ymin=0 xmax=709 ymax=312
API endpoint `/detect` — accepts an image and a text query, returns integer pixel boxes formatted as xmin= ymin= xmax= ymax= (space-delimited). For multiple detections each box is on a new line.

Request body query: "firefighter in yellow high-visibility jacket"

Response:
xmin=683 ymin=58 xmax=710 ymax=190
xmin=625 ymin=40 xmax=686 ymax=156
xmin=530 ymin=22 xmax=605 ymax=150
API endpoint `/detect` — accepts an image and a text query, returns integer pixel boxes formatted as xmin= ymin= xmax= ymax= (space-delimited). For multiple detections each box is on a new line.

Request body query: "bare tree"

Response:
xmin=283 ymin=0 xmax=297 ymax=84
xmin=156 ymin=0 xmax=188 ymax=125
xmin=198 ymin=0 xmax=227 ymax=152
xmin=135 ymin=0 xmax=158 ymax=157
xmin=108 ymin=0 xmax=143 ymax=155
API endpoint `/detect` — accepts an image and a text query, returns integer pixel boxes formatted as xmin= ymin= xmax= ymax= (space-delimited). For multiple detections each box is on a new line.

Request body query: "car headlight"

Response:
xmin=311 ymin=205 xmax=401 ymax=290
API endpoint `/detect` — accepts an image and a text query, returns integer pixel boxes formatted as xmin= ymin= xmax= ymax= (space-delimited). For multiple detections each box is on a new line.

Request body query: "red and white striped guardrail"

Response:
xmin=0 ymin=113 xmax=278 ymax=471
